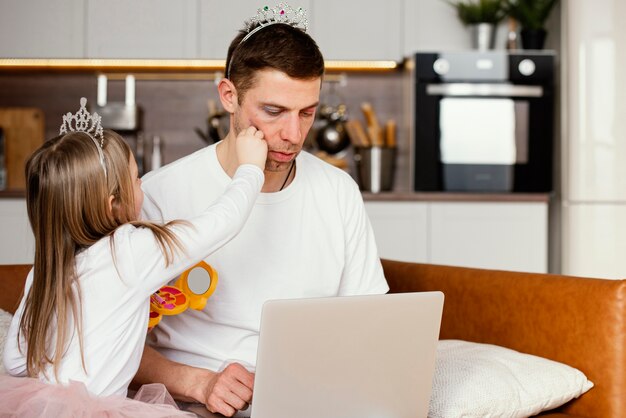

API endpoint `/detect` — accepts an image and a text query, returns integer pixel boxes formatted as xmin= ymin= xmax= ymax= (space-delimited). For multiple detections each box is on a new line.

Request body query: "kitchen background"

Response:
xmin=1 ymin=0 xmax=624 ymax=280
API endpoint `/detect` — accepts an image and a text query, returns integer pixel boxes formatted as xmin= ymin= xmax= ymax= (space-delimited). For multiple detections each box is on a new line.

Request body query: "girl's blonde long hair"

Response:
xmin=20 ymin=130 xmax=182 ymax=380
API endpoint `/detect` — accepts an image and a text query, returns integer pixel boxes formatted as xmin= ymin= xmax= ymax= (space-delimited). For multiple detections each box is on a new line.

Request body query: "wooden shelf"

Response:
xmin=0 ymin=58 xmax=400 ymax=74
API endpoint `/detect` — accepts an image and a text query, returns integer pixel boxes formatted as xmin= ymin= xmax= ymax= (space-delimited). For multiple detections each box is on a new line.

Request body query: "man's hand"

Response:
xmin=133 ymin=347 xmax=254 ymax=416
xmin=204 ymin=363 xmax=255 ymax=417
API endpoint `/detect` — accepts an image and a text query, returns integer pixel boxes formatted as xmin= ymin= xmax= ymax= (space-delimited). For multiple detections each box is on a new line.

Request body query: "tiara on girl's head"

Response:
xmin=227 ymin=3 xmax=308 ymax=79
xmin=60 ymin=97 xmax=107 ymax=176
xmin=242 ymin=3 xmax=308 ymax=43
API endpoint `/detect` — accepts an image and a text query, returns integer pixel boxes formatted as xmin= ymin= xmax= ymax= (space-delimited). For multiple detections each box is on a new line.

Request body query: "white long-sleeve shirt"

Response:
xmin=3 ymin=164 xmax=264 ymax=397
xmin=142 ymin=145 xmax=389 ymax=372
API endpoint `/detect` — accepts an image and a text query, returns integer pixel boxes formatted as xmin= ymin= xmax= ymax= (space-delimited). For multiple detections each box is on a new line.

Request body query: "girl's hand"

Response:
xmin=236 ymin=126 xmax=268 ymax=170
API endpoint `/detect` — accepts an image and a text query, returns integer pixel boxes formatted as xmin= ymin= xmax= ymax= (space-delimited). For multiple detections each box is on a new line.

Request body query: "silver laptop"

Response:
xmin=189 ymin=291 xmax=444 ymax=418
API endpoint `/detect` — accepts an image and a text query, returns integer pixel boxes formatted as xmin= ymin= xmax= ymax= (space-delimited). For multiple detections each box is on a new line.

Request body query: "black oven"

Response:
xmin=413 ymin=51 xmax=555 ymax=192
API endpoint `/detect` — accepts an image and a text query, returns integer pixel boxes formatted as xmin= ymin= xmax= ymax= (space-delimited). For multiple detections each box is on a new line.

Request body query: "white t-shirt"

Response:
xmin=141 ymin=145 xmax=389 ymax=372
xmin=3 ymin=165 xmax=264 ymax=397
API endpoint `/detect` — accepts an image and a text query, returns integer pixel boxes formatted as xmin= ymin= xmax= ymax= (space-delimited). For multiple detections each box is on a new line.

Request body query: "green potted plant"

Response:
xmin=504 ymin=0 xmax=559 ymax=49
xmin=447 ymin=0 xmax=507 ymax=50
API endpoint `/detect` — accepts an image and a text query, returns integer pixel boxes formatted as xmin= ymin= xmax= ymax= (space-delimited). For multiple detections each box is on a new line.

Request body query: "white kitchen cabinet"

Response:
xmin=365 ymin=201 xmax=429 ymax=263
xmin=403 ymin=0 xmax=471 ymax=55
xmin=403 ymin=0 xmax=513 ymax=56
xmin=365 ymin=200 xmax=548 ymax=272
xmin=308 ymin=0 xmax=403 ymax=61
xmin=201 ymin=0 xmax=401 ymax=61
xmin=561 ymin=0 xmax=626 ymax=279
xmin=429 ymin=202 xmax=548 ymax=273
xmin=0 ymin=0 xmax=84 ymax=58
xmin=564 ymin=0 xmax=626 ymax=203
xmin=0 ymin=200 xmax=34 ymax=264
xmin=0 ymin=0 xmax=484 ymax=61
xmin=563 ymin=203 xmax=626 ymax=279
xmin=85 ymin=0 xmax=198 ymax=58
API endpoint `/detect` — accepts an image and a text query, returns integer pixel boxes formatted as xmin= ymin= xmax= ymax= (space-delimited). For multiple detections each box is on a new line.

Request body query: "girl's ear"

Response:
xmin=218 ymin=78 xmax=238 ymax=114
xmin=107 ymin=195 xmax=115 ymax=216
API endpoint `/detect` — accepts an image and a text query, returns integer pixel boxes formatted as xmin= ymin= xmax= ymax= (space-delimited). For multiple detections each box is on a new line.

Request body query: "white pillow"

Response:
xmin=429 ymin=340 xmax=594 ymax=418
xmin=0 ymin=308 xmax=13 ymax=375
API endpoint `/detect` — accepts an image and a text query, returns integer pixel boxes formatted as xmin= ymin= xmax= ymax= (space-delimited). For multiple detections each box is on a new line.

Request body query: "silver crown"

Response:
xmin=60 ymin=97 xmax=104 ymax=145
xmin=59 ymin=97 xmax=107 ymax=176
xmin=227 ymin=3 xmax=308 ymax=79
xmin=241 ymin=3 xmax=308 ymax=43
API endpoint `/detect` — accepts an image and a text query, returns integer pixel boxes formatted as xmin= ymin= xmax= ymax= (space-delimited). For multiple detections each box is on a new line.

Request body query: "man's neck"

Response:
xmin=215 ymin=136 xmax=239 ymax=178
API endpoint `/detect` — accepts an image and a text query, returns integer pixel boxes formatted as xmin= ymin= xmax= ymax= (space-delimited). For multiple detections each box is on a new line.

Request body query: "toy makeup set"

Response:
xmin=148 ymin=261 xmax=218 ymax=330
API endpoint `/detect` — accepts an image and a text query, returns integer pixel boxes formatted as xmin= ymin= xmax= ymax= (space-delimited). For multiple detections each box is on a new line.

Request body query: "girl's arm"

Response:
xmin=3 ymin=269 xmax=32 ymax=376
xmin=121 ymin=164 xmax=263 ymax=294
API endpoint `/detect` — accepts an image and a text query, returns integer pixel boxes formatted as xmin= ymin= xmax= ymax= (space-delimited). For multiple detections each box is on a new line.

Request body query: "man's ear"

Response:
xmin=218 ymin=78 xmax=238 ymax=114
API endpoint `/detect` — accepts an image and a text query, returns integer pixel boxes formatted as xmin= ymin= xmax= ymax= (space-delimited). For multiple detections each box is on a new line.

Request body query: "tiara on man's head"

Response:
xmin=241 ymin=3 xmax=308 ymax=43
xmin=59 ymin=97 xmax=107 ymax=176
xmin=227 ymin=3 xmax=308 ymax=79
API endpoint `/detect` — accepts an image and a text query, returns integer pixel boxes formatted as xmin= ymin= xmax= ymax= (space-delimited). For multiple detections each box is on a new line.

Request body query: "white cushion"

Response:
xmin=429 ymin=340 xmax=594 ymax=418
xmin=0 ymin=308 xmax=13 ymax=375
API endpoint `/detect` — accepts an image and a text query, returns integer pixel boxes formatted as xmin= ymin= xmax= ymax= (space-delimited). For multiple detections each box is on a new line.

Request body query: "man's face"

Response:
xmin=233 ymin=69 xmax=321 ymax=172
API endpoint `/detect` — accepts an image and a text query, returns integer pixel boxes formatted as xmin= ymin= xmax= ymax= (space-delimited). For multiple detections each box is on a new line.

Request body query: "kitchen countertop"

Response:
xmin=362 ymin=191 xmax=552 ymax=203
xmin=0 ymin=190 xmax=25 ymax=199
xmin=1 ymin=189 xmax=553 ymax=202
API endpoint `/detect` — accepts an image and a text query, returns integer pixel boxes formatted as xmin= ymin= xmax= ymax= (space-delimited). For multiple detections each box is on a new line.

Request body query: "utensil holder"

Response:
xmin=354 ymin=147 xmax=396 ymax=193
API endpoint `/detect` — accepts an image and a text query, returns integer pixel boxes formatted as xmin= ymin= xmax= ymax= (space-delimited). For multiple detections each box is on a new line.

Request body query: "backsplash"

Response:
xmin=0 ymin=71 xmax=411 ymax=191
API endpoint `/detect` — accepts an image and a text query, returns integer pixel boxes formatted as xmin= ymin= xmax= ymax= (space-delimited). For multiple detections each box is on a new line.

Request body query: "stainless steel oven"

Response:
xmin=413 ymin=51 xmax=555 ymax=192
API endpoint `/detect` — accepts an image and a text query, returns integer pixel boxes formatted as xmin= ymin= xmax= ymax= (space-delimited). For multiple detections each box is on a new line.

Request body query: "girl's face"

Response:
xmin=129 ymin=154 xmax=143 ymax=219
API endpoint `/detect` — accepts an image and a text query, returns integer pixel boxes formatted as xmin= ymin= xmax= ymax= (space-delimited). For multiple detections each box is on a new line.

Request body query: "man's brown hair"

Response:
xmin=225 ymin=23 xmax=324 ymax=102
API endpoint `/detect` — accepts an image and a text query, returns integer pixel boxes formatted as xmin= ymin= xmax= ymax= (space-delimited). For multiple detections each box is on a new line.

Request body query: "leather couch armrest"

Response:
xmin=0 ymin=264 xmax=29 ymax=314
xmin=381 ymin=259 xmax=626 ymax=418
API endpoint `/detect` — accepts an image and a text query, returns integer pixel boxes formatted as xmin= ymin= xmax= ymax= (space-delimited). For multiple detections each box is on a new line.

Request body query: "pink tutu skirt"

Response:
xmin=0 ymin=375 xmax=195 ymax=417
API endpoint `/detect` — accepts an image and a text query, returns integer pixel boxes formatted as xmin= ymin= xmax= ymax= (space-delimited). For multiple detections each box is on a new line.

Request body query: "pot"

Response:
xmin=521 ymin=28 xmax=547 ymax=50
xmin=315 ymin=104 xmax=350 ymax=155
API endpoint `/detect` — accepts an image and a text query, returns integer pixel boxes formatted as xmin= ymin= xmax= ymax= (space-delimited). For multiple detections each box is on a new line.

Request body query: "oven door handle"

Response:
xmin=426 ymin=83 xmax=543 ymax=98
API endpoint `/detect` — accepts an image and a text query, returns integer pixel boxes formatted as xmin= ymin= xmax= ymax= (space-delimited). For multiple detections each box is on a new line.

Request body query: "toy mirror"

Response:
xmin=175 ymin=261 xmax=218 ymax=310
xmin=188 ymin=266 xmax=212 ymax=294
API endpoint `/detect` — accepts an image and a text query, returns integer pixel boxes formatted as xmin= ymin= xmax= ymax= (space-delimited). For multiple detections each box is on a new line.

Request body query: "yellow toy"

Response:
xmin=148 ymin=261 xmax=218 ymax=330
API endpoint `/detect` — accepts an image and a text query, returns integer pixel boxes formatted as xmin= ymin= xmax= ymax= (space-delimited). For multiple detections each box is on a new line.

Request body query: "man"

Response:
xmin=135 ymin=4 xmax=388 ymax=417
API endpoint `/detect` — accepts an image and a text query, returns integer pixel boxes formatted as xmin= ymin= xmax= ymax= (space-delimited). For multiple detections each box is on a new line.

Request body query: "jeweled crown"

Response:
xmin=59 ymin=97 xmax=107 ymax=176
xmin=60 ymin=97 xmax=104 ymax=146
xmin=227 ymin=3 xmax=308 ymax=79
xmin=241 ymin=3 xmax=308 ymax=43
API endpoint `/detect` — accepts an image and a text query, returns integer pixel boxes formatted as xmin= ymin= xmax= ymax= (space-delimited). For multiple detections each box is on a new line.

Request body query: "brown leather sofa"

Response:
xmin=1 ymin=261 xmax=625 ymax=417
xmin=382 ymin=259 xmax=626 ymax=418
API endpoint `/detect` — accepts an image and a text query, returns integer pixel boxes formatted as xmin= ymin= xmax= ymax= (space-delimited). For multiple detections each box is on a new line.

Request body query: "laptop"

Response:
xmin=188 ymin=291 xmax=444 ymax=418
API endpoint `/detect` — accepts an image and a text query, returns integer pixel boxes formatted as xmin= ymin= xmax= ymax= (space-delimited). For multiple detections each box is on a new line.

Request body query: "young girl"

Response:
xmin=0 ymin=98 xmax=266 ymax=416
